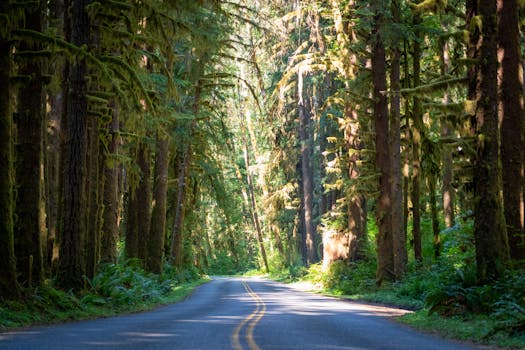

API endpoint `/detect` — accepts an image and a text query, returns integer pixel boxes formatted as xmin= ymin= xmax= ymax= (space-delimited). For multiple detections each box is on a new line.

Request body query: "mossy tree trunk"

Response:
xmin=100 ymin=104 xmax=120 ymax=264
xmin=298 ymin=71 xmax=318 ymax=265
xmin=372 ymin=0 xmax=395 ymax=285
xmin=146 ymin=135 xmax=169 ymax=274
xmin=390 ymin=0 xmax=407 ymax=279
xmin=411 ymin=7 xmax=423 ymax=264
xmin=44 ymin=0 xmax=65 ymax=272
xmin=440 ymin=35 xmax=455 ymax=229
xmin=473 ymin=0 xmax=510 ymax=283
xmin=0 ymin=1 xmax=21 ymax=300
xmin=125 ymin=182 xmax=140 ymax=259
xmin=14 ymin=0 xmax=45 ymax=287
xmin=136 ymin=142 xmax=152 ymax=263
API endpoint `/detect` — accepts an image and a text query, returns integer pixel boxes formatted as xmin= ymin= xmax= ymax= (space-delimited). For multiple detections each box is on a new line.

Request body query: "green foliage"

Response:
xmin=0 ymin=261 xmax=206 ymax=330
xmin=206 ymin=252 xmax=239 ymax=275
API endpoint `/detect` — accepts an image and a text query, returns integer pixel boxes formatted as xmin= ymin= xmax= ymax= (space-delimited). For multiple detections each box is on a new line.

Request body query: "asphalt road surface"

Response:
xmin=0 ymin=277 xmax=487 ymax=350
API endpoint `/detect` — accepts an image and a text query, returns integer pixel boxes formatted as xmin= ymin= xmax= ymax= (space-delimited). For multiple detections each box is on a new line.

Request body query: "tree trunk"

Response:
xmin=85 ymin=113 xmax=101 ymax=279
xmin=0 ymin=2 xmax=21 ymax=299
xmin=345 ymin=104 xmax=367 ymax=262
xmin=170 ymin=136 xmax=191 ymax=268
xmin=14 ymin=0 xmax=45 ymax=287
xmin=242 ymin=128 xmax=270 ymax=273
xmin=100 ymin=104 xmax=120 ymax=264
xmin=146 ymin=135 xmax=169 ymax=274
xmin=372 ymin=1 xmax=394 ymax=284
xmin=440 ymin=35 xmax=455 ymax=229
xmin=498 ymin=0 xmax=525 ymax=260
xmin=390 ymin=0 xmax=407 ymax=279
xmin=474 ymin=0 xmax=510 ymax=282
xmin=45 ymin=0 xmax=65 ymax=273
xmin=429 ymin=175 xmax=441 ymax=258
xmin=136 ymin=143 xmax=152 ymax=263
xmin=467 ymin=0 xmax=480 ymax=134
xmin=298 ymin=71 xmax=318 ymax=265
xmin=57 ymin=0 xmax=91 ymax=291
xmin=411 ymin=9 xmax=423 ymax=263
xmin=125 ymin=183 xmax=139 ymax=259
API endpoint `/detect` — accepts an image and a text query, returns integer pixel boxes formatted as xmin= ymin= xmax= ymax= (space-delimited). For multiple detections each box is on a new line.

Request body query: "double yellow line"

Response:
xmin=231 ymin=281 xmax=266 ymax=350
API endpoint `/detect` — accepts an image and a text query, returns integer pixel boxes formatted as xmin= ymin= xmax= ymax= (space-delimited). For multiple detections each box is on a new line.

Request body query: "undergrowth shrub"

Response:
xmin=1 ymin=259 xmax=205 ymax=330
xmin=305 ymin=259 xmax=377 ymax=295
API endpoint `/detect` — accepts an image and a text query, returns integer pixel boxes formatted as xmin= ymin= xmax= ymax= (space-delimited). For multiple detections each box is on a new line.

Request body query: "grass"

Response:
xmin=0 ymin=261 xmax=210 ymax=331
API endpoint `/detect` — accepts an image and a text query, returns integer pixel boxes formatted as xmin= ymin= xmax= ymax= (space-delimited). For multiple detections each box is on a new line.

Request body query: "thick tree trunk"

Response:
xmin=146 ymin=135 xmax=169 ymax=274
xmin=372 ymin=1 xmax=394 ymax=284
xmin=345 ymin=104 xmax=367 ymax=263
xmin=170 ymin=139 xmax=191 ymax=268
xmin=58 ymin=0 xmax=91 ymax=291
xmin=14 ymin=0 xmax=45 ymax=287
xmin=0 ymin=3 xmax=21 ymax=299
xmin=498 ymin=0 xmax=525 ymax=260
xmin=100 ymin=105 xmax=120 ymax=264
xmin=46 ymin=91 xmax=62 ymax=271
xmin=85 ymin=113 xmax=101 ymax=279
xmin=474 ymin=0 xmax=510 ymax=282
xmin=390 ymin=0 xmax=407 ymax=279
xmin=45 ymin=0 xmax=64 ymax=272
xmin=298 ymin=72 xmax=318 ymax=265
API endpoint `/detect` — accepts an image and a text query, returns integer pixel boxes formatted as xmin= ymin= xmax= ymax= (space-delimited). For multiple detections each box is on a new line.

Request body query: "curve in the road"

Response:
xmin=0 ymin=277 xmax=487 ymax=350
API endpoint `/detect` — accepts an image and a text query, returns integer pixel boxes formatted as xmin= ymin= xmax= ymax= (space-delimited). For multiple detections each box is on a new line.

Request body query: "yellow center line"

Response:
xmin=245 ymin=283 xmax=266 ymax=350
xmin=231 ymin=281 xmax=266 ymax=350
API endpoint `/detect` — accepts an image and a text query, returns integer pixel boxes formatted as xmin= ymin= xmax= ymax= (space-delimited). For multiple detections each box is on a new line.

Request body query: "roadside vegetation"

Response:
xmin=0 ymin=261 xmax=207 ymax=330
xmin=266 ymin=215 xmax=525 ymax=350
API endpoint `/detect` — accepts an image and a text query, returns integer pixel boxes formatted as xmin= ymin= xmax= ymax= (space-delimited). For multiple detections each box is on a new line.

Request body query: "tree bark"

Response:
xmin=136 ymin=143 xmax=152 ymax=263
xmin=498 ymin=0 xmax=525 ymax=260
xmin=0 ymin=1 xmax=21 ymax=299
xmin=474 ymin=0 xmax=510 ymax=282
xmin=100 ymin=104 xmax=120 ymax=264
xmin=146 ymin=135 xmax=169 ymax=274
xmin=125 ymin=183 xmax=139 ymax=259
xmin=298 ymin=71 xmax=318 ymax=265
xmin=85 ymin=112 xmax=101 ymax=279
xmin=429 ymin=175 xmax=441 ymax=258
xmin=57 ymin=0 xmax=91 ymax=291
xmin=440 ymin=36 xmax=455 ymax=229
xmin=242 ymin=126 xmax=270 ymax=273
xmin=45 ymin=0 xmax=64 ymax=273
xmin=372 ymin=0 xmax=394 ymax=284
xmin=411 ymin=8 xmax=423 ymax=263
xmin=14 ymin=0 xmax=45 ymax=287
xmin=390 ymin=0 xmax=407 ymax=279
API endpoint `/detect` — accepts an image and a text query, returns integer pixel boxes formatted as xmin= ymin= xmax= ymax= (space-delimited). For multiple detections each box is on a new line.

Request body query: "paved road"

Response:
xmin=0 ymin=277 xmax=486 ymax=349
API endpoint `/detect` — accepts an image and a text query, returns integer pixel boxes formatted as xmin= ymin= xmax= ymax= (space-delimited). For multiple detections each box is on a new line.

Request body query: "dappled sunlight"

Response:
xmin=242 ymin=278 xmax=413 ymax=319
